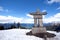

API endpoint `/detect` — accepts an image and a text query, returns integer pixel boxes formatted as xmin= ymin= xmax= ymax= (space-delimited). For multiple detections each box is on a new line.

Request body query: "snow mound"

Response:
xmin=0 ymin=29 xmax=60 ymax=40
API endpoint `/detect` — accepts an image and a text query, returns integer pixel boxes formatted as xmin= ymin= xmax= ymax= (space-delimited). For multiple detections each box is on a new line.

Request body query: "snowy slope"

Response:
xmin=0 ymin=29 xmax=60 ymax=40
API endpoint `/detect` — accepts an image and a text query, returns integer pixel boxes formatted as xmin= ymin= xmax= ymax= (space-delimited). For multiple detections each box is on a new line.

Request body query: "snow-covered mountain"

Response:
xmin=0 ymin=29 xmax=60 ymax=40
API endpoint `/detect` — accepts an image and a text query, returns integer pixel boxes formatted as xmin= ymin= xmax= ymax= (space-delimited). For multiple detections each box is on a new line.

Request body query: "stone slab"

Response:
xmin=32 ymin=27 xmax=46 ymax=34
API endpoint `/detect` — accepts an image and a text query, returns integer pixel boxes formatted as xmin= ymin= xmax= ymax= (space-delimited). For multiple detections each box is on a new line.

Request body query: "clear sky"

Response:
xmin=0 ymin=0 xmax=60 ymax=23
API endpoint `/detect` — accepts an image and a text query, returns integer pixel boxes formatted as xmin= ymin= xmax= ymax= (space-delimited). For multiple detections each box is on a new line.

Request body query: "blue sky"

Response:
xmin=0 ymin=0 xmax=60 ymax=23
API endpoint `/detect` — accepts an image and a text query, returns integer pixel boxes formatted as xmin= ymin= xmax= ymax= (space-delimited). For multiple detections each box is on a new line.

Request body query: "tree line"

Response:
xmin=0 ymin=22 xmax=26 ymax=30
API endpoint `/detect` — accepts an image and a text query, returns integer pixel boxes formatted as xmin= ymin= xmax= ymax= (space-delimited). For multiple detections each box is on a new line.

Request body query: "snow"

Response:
xmin=0 ymin=29 xmax=60 ymax=40
xmin=47 ymin=31 xmax=60 ymax=40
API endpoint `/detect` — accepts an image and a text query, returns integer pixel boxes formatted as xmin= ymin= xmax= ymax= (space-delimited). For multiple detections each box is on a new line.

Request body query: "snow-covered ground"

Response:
xmin=0 ymin=29 xmax=60 ymax=40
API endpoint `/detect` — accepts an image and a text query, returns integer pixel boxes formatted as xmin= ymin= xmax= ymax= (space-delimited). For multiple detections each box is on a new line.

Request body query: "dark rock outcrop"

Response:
xmin=26 ymin=31 xmax=56 ymax=38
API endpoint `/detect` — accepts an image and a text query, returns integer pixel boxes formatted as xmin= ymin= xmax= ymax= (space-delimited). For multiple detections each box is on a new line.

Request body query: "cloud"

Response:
xmin=0 ymin=15 xmax=23 ymax=23
xmin=57 ymin=7 xmax=60 ymax=10
xmin=26 ymin=14 xmax=33 ymax=18
xmin=26 ymin=13 xmax=60 ymax=23
xmin=47 ymin=0 xmax=60 ymax=3
xmin=0 ymin=6 xmax=4 ymax=11
xmin=0 ymin=15 xmax=34 ymax=23
xmin=24 ymin=13 xmax=60 ymax=23
xmin=0 ymin=6 xmax=9 ymax=12
xmin=43 ymin=13 xmax=60 ymax=23
xmin=42 ymin=10 xmax=47 ymax=12
xmin=0 ymin=13 xmax=60 ymax=23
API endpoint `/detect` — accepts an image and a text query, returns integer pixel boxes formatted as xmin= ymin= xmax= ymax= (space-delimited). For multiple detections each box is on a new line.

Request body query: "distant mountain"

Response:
xmin=0 ymin=23 xmax=34 ymax=29
xmin=21 ymin=23 xmax=33 ymax=29
xmin=0 ymin=23 xmax=59 ymax=29
xmin=0 ymin=23 xmax=49 ymax=29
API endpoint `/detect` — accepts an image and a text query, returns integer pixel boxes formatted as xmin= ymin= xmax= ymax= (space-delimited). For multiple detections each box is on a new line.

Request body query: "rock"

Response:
xmin=26 ymin=31 xmax=56 ymax=38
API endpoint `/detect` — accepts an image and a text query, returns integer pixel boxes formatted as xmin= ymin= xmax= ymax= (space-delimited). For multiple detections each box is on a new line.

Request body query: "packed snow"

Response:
xmin=0 ymin=29 xmax=60 ymax=40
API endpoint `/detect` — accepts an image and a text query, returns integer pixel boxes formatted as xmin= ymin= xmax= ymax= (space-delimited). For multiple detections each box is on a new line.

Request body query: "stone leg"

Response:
xmin=34 ymin=18 xmax=37 ymax=27
xmin=38 ymin=19 xmax=40 ymax=27
xmin=38 ymin=19 xmax=43 ymax=27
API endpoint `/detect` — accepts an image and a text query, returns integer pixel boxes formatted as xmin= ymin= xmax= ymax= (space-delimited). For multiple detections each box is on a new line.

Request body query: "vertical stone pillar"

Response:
xmin=38 ymin=19 xmax=40 ymax=27
xmin=39 ymin=19 xmax=43 ymax=27
xmin=34 ymin=18 xmax=37 ymax=27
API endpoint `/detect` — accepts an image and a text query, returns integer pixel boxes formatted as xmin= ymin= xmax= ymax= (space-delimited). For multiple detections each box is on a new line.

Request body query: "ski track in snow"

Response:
xmin=0 ymin=29 xmax=60 ymax=40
